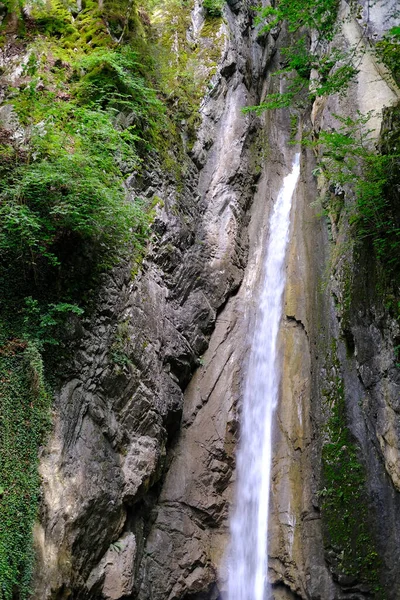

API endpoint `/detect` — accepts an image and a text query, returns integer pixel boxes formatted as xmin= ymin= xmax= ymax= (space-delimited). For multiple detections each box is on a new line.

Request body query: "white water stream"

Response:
xmin=226 ymin=154 xmax=301 ymax=600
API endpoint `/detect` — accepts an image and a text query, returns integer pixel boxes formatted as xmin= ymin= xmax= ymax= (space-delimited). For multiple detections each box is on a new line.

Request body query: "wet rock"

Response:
xmin=87 ymin=533 xmax=137 ymax=599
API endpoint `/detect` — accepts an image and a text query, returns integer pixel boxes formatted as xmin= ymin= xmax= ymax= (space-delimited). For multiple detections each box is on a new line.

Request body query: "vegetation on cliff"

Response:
xmin=0 ymin=0 xmax=223 ymax=594
xmin=308 ymin=109 xmax=400 ymax=285
xmin=320 ymin=341 xmax=383 ymax=596
xmin=0 ymin=342 xmax=50 ymax=600
xmin=250 ymin=0 xmax=399 ymax=594
xmin=248 ymin=0 xmax=359 ymax=111
xmin=250 ymin=0 xmax=400 ymax=284
xmin=0 ymin=1 xmax=156 ymax=594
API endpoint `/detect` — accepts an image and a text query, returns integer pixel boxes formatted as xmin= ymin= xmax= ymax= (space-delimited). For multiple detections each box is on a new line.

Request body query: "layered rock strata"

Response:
xmin=33 ymin=1 xmax=400 ymax=599
xmin=33 ymin=1 xmax=263 ymax=597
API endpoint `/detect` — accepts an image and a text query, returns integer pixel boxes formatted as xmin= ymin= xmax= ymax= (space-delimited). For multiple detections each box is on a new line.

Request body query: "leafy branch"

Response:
xmin=307 ymin=111 xmax=400 ymax=277
xmin=255 ymin=0 xmax=340 ymax=41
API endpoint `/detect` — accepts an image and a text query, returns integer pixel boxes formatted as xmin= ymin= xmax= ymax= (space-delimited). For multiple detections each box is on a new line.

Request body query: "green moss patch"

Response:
xmin=320 ymin=341 xmax=384 ymax=596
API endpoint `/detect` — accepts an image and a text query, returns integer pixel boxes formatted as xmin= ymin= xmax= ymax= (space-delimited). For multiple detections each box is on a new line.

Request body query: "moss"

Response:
xmin=29 ymin=0 xmax=144 ymax=51
xmin=200 ymin=14 xmax=223 ymax=38
xmin=249 ymin=127 xmax=271 ymax=176
xmin=148 ymin=0 xmax=225 ymax=176
xmin=109 ymin=319 xmax=132 ymax=367
xmin=320 ymin=339 xmax=384 ymax=597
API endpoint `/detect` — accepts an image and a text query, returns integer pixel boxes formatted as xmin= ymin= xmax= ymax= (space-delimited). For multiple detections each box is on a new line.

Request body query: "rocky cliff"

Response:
xmin=29 ymin=1 xmax=400 ymax=599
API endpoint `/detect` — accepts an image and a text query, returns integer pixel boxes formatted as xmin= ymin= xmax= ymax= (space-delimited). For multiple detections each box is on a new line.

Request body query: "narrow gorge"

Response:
xmin=0 ymin=0 xmax=399 ymax=599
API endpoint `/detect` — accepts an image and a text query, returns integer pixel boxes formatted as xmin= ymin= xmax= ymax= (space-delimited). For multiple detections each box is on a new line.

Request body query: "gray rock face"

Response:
xmin=334 ymin=254 xmax=400 ymax=595
xmin=304 ymin=3 xmax=400 ymax=596
xmin=87 ymin=533 xmax=137 ymax=599
xmin=33 ymin=2 xmax=263 ymax=598
xmin=33 ymin=1 xmax=400 ymax=599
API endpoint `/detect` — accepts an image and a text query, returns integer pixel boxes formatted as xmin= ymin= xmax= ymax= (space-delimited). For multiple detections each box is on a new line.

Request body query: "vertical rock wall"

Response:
xmin=33 ymin=1 xmax=264 ymax=597
xmin=34 ymin=1 xmax=400 ymax=599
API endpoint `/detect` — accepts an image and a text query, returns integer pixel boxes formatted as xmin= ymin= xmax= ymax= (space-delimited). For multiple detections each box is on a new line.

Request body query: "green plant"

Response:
xmin=32 ymin=0 xmax=142 ymax=46
xmin=33 ymin=0 xmax=78 ymax=38
xmin=110 ymin=541 xmax=123 ymax=553
xmin=376 ymin=26 xmax=400 ymax=86
xmin=72 ymin=46 xmax=165 ymax=140
xmin=243 ymin=0 xmax=368 ymax=118
xmin=255 ymin=0 xmax=339 ymax=40
xmin=307 ymin=111 xmax=400 ymax=279
xmin=248 ymin=1 xmax=400 ymax=281
xmin=244 ymin=33 xmax=358 ymax=113
xmin=203 ymin=0 xmax=224 ymax=18
xmin=0 ymin=96 xmax=153 ymax=291
xmin=0 ymin=5 xmax=164 ymax=592
xmin=0 ymin=341 xmax=51 ymax=600
xmin=21 ymin=298 xmax=84 ymax=348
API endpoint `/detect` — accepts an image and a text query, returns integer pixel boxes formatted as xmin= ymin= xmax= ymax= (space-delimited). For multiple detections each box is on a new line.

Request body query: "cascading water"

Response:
xmin=227 ymin=153 xmax=301 ymax=600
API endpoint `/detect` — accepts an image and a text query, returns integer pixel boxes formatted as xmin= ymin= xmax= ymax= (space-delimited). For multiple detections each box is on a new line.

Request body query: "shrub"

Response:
xmin=255 ymin=0 xmax=340 ymax=41
xmin=73 ymin=47 xmax=165 ymax=138
xmin=203 ymin=0 xmax=224 ymax=18
xmin=0 ymin=102 xmax=150 ymax=280
xmin=308 ymin=111 xmax=400 ymax=278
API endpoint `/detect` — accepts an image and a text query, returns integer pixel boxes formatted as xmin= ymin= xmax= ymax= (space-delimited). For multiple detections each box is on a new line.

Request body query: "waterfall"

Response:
xmin=227 ymin=154 xmax=301 ymax=600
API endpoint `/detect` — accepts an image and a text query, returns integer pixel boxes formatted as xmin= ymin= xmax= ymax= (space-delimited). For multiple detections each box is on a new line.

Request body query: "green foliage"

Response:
xmin=255 ymin=0 xmax=339 ymax=41
xmin=254 ymin=3 xmax=399 ymax=289
xmin=355 ymin=153 xmax=400 ymax=271
xmin=32 ymin=0 xmax=141 ymax=46
xmin=308 ymin=111 xmax=400 ymax=279
xmin=0 ymin=32 xmax=160 ymax=300
xmin=244 ymin=39 xmax=311 ymax=112
xmin=73 ymin=46 xmax=165 ymax=138
xmin=21 ymin=298 xmax=84 ymax=348
xmin=376 ymin=26 xmax=400 ymax=86
xmin=244 ymin=33 xmax=358 ymax=113
xmin=110 ymin=540 xmax=123 ymax=553
xmin=0 ymin=99 xmax=151 ymax=285
xmin=203 ymin=0 xmax=224 ymax=18
xmin=315 ymin=51 xmax=359 ymax=98
xmin=33 ymin=0 xmax=78 ymax=39
xmin=320 ymin=341 xmax=383 ymax=595
xmin=245 ymin=0 xmax=364 ymax=115
xmin=0 ymin=4 xmax=164 ymax=592
xmin=0 ymin=341 xmax=51 ymax=600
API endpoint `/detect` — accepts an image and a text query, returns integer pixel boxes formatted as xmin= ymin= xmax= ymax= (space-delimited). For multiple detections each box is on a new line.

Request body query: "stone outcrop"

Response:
xmin=33 ymin=1 xmax=400 ymax=599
